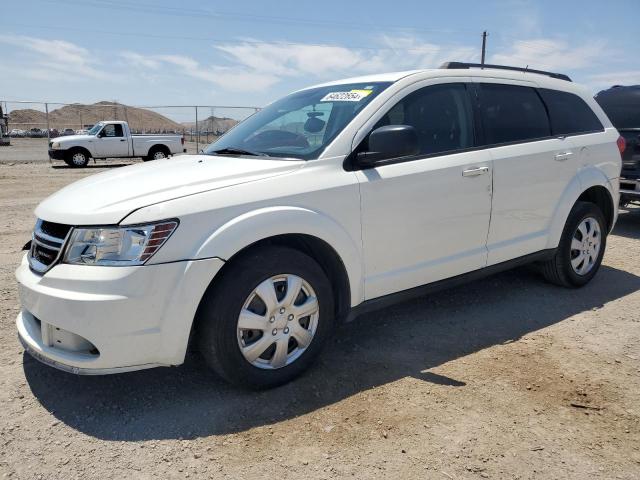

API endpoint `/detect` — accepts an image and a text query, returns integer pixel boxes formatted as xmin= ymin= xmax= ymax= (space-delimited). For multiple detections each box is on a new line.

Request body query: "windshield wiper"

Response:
xmin=208 ymin=146 xmax=269 ymax=157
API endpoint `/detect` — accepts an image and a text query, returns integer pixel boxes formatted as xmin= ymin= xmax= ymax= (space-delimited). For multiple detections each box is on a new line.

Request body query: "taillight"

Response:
xmin=617 ymin=135 xmax=626 ymax=155
xmin=181 ymin=136 xmax=185 ymax=145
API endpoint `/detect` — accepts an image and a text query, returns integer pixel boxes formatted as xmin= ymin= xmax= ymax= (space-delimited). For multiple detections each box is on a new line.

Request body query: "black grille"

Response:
xmin=40 ymin=221 xmax=72 ymax=239
xmin=32 ymin=244 xmax=58 ymax=266
xmin=28 ymin=219 xmax=71 ymax=273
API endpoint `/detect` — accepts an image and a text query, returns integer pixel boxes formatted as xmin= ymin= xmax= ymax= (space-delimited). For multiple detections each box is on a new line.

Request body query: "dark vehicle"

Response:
xmin=595 ymin=85 xmax=640 ymax=205
xmin=0 ymin=105 xmax=9 ymax=146
xmin=28 ymin=128 xmax=47 ymax=138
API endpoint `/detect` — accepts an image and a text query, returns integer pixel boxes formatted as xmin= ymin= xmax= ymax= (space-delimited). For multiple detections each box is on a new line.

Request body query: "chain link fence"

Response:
xmin=0 ymin=100 xmax=260 ymax=161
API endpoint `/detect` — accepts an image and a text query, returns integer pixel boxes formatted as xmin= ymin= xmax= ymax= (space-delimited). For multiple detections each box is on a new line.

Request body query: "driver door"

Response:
xmin=355 ymin=82 xmax=493 ymax=299
xmin=95 ymin=124 xmax=129 ymax=158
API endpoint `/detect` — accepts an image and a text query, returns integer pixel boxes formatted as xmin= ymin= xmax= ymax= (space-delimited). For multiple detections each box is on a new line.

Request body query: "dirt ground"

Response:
xmin=0 ymin=161 xmax=639 ymax=480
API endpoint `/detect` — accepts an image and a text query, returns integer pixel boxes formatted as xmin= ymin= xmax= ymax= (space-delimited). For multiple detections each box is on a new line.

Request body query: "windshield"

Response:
xmin=204 ymin=82 xmax=391 ymax=159
xmin=88 ymin=123 xmax=104 ymax=135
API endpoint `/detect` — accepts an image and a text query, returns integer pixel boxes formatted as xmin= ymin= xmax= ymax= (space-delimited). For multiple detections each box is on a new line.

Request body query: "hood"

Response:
xmin=35 ymin=154 xmax=304 ymax=225
xmin=54 ymin=134 xmax=93 ymax=143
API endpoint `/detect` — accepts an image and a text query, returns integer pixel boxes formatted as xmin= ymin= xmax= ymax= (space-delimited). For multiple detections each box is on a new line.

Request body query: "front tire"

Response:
xmin=541 ymin=201 xmax=607 ymax=287
xmin=66 ymin=149 xmax=89 ymax=167
xmin=196 ymin=246 xmax=335 ymax=389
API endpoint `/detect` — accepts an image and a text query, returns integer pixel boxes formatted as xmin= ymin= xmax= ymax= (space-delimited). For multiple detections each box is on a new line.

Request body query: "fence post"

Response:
xmin=210 ymin=107 xmax=215 ymax=143
xmin=45 ymin=103 xmax=50 ymax=142
xmin=195 ymin=106 xmax=199 ymax=153
xmin=45 ymin=102 xmax=52 ymax=164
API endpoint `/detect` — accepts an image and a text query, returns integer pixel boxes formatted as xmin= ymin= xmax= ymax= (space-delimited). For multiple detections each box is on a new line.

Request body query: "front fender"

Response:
xmin=195 ymin=206 xmax=364 ymax=306
xmin=58 ymin=140 xmax=95 ymax=157
xmin=545 ymin=167 xmax=617 ymax=249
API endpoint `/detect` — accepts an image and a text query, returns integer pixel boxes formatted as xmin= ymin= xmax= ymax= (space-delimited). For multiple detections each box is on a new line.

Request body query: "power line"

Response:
xmin=4 ymin=22 xmax=480 ymax=53
xmin=35 ymin=0 xmax=480 ymax=35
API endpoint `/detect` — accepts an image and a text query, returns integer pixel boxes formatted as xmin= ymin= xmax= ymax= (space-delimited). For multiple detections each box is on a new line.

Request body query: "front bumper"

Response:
xmin=16 ymin=254 xmax=224 ymax=374
xmin=48 ymin=149 xmax=67 ymax=160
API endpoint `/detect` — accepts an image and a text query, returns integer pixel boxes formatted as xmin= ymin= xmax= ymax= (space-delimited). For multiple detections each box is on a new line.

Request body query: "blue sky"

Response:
xmin=1 ymin=0 xmax=638 ymax=112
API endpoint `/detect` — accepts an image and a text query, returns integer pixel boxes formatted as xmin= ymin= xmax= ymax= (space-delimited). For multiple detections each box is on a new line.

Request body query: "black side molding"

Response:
xmin=345 ymin=249 xmax=557 ymax=322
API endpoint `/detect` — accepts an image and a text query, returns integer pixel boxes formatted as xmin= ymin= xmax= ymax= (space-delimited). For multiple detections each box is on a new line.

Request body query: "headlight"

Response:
xmin=63 ymin=220 xmax=178 ymax=266
xmin=51 ymin=142 xmax=60 ymax=149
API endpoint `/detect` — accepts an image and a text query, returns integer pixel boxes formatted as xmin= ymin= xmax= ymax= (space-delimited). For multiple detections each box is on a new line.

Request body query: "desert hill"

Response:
xmin=8 ymin=102 xmax=237 ymax=134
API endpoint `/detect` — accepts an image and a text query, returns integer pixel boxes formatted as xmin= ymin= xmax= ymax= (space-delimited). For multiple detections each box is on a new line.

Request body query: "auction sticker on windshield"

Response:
xmin=321 ymin=89 xmax=372 ymax=102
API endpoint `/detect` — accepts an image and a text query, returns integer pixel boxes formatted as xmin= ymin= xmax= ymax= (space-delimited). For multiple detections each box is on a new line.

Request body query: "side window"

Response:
xmin=538 ymin=89 xmax=603 ymax=136
xmin=101 ymin=124 xmax=124 ymax=137
xmin=374 ymin=83 xmax=474 ymax=156
xmin=478 ymin=84 xmax=551 ymax=145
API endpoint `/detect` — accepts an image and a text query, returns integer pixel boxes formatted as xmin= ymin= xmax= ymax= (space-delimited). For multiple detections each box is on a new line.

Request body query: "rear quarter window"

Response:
xmin=478 ymin=84 xmax=551 ymax=145
xmin=538 ymin=89 xmax=603 ymax=136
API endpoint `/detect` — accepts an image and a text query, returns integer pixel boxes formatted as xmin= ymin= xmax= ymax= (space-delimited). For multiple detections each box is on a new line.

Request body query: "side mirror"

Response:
xmin=356 ymin=125 xmax=419 ymax=168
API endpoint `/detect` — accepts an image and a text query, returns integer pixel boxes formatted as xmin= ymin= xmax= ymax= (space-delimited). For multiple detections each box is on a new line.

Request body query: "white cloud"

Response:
xmin=120 ymin=51 xmax=281 ymax=91
xmin=490 ymin=38 xmax=607 ymax=71
xmin=0 ymin=34 xmax=114 ymax=81
xmin=215 ymin=36 xmax=480 ymax=79
xmin=119 ymin=36 xmax=482 ymax=93
xmin=4 ymin=32 xmax=620 ymax=100
xmin=120 ymin=51 xmax=161 ymax=70
xmin=215 ymin=42 xmax=364 ymax=76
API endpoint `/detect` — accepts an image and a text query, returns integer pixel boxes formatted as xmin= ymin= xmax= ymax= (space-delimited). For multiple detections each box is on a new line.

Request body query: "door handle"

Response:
xmin=554 ymin=152 xmax=573 ymax=161
xmin=462 ymin=166 xmax=489 ymax=177
xmin=120 ymin=139 xmax=126 ymax=142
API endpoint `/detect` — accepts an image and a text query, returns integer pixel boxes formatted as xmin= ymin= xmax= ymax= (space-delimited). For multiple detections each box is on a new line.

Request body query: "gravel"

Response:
xmin=1 ymin=162 xmax=639 ymax=479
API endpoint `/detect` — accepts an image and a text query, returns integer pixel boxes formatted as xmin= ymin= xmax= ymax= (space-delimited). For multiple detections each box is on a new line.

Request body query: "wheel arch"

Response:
xmin=577 ymin=185 xmax=615 ymax=232
xmin=185 ymin=227 xmax=357 ymax=360
xmin=148 ymin=144 xmax=170 ymax=156
xmin=546 ymin=169 xmax=617 ymax=249
xmin=194 ymin=206 xmax=363 ymax=309
xmin=67 ymin=145 xmax=92 ymax=159
xmin=204 ymin=234 xmax=352 ymax=323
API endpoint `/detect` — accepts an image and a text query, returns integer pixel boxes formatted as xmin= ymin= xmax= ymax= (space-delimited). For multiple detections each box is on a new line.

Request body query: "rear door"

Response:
xmin=95 ymin=123 xmax=130 ymax=158
xmin=475 ymin=81 xmax=578 ymax=265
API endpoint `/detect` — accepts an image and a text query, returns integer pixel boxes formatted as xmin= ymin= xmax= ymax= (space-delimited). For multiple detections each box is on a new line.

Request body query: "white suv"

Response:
xmin=17 ymin=63 xmax=622 ymax=388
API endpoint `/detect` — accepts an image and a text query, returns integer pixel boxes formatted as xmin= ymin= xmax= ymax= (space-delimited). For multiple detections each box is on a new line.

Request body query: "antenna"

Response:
xmin=481 ymin=31 xmax=488 ymax=66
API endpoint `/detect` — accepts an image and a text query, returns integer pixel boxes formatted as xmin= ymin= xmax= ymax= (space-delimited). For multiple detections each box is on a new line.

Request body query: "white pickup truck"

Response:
xmin=48 ymin=120 xmax=186 ymax=167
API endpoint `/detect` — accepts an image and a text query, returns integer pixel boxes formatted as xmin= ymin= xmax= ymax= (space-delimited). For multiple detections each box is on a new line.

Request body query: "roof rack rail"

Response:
xmin=440 ymin=62 xmax=572 ymax=82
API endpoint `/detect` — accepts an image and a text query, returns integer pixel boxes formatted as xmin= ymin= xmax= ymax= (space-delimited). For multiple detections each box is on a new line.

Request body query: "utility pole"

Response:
xmin=481 ymin=31 xmax=488 ymax=66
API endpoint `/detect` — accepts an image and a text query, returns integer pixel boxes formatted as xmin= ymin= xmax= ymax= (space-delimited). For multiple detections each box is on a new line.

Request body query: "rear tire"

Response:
xmin=144 ymin=147 xmax=169 ymax=161
xmin=196 ymin=246 xmax=335 ymax=389
xmin=541 ymin=201 xmax=607 ymax=287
